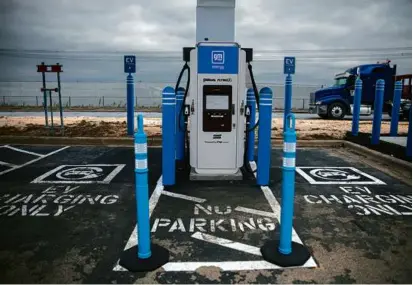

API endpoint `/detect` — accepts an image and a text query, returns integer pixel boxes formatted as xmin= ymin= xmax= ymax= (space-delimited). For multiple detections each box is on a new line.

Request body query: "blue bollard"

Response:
xmin=260 ymin=113 xmax=310 ymax=267
xmin=126 ymin=74 xmax=135 ymax=135
xmin=118 ymin=114 xmax=170 ymax=272
xmin=351 ymin=78 xmax=363 ymax=136
xmin=257 ymin=87 xmax=273 ymax=186
xmin=283 ymin=74 xmax=292 ymax=131
xmin=371 ymin=79 xmax=385 ymax=145
xmin=279 ymin=114 xmax=297 ymax=255
xmin=390 ymin=81 xmax=403 ymax=136
xmin=175 ymin=87 xmax=185 ymax=161
xmin=162 ymin=86 xmax=176 ymax=185
xmin=407 ymin=107 xmax=412 ymax=157
xmin=134 ymin=114 xmax=151 ymax=258
xmin=246 ymin=88 xmax=256 ymax=161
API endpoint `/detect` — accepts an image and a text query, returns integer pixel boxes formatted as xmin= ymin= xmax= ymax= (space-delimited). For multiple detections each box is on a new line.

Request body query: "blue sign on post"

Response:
xmin=284 ymin=57 xmax=295 ymax=75
xmin=124 ymin=55 xmax=136 ymax=73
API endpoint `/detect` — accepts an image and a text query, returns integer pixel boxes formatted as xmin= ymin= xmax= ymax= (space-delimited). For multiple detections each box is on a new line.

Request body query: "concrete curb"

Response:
xmin=0 ymin=135 xmax=344 ymax=148
xmin=343 ymin=140 xmax=411 ymax=170
xmin=0 ymin=135 xmax=409 ymax=170
xmin=0 ymin=135 xmax=162 ymax=146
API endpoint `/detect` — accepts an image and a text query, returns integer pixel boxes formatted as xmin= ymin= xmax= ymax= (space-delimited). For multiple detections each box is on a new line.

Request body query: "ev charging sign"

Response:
xmin=124 ymin=55 xmax=136 ymax=73
xmin=284 ymin=57 xmax=296 ymax=74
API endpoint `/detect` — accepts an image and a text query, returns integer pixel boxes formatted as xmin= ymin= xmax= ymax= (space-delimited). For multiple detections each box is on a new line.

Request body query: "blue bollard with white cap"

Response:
xmin=351 ymin=78 xmax=363 ymax=136
xmin=162 ymin=86 xmax=176 ymax=185
xmin=257 ymin=87 xmax=273 ymax=186
xmin=390 ymin=81 xmax=403 ymax=136
xmin=261 ymin=113 xmax=311 ymax=267
xmin=119 ymin=114 xmax=169 ymax=272
xmin=246 ymin=88 xmax=256 ymax=162
xmin=371 ymin=79 xmax=385 ymax=145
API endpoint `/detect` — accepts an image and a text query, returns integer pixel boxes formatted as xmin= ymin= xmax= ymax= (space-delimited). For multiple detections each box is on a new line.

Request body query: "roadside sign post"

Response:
xmin=124 ymin=55 xmax=136 ymax=136
xmin=36 ymin=62 xmax=64 ymax=135
xmin=283 ymin=57 xmax=295 ymax=131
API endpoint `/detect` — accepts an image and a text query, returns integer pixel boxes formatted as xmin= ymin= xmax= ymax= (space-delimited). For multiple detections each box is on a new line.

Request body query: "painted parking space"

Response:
xmin=0 ymin=145 xmax=411 ymax=283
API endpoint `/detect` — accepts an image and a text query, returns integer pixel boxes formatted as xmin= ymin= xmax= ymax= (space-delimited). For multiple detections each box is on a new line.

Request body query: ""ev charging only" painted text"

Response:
xmin=0 ymin=185 xmax=119 ymax=217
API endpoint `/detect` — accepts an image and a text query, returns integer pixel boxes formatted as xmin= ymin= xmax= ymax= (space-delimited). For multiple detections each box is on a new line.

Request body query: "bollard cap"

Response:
xmin=162 ymin=86 xmax=175 ymax=95
xmin=176 ymin=87 xmax=185 ymax=94
xmin=395 ymin=80 xmax=403 ymax=90
xmin=247 ymin=88 xmax=255 ymax=102
xmin=376 ymin=79 xmax=385 ymax=87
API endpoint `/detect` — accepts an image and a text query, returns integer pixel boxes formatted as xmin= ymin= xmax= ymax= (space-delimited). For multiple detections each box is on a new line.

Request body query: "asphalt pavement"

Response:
xmin=0 ymin=145 xmax=410 ymax=283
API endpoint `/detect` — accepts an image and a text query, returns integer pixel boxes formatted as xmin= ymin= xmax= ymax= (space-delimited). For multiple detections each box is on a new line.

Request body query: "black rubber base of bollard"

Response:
xmin=260 ymin=240 xmax=311 ymax=267
xmin=119 ymin=244 xmax=169 ymax=272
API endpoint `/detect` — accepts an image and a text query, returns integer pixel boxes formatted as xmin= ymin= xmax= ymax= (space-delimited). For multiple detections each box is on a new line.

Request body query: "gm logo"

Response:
xmin=212 ymin=51 xmax=225 ymax=65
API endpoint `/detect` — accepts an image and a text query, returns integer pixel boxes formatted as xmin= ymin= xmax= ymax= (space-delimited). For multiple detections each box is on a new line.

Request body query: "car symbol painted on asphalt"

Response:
xmin=309 ymin=168 xmax=361 ymax=181
xmin=55 ymin=166 xmax=103 ymax=180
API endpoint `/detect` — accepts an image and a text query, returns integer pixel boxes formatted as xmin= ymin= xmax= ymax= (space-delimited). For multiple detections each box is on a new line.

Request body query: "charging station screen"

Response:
xmin=206 ymin=95 xmax=229 ymax=110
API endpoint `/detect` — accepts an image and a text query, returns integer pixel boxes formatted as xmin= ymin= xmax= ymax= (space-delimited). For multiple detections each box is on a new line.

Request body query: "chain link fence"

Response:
xmin=0 ymin=82 xmax=320 ymax=110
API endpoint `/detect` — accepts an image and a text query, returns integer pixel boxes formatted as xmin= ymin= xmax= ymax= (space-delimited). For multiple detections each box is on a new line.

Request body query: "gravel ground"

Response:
xmin=0 ymin=115 xmax=409 ymax=139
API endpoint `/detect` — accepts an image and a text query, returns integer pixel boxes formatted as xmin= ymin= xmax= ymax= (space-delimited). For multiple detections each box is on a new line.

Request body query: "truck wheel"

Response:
xmin=328 ymin=102 xmax=346 ymax=119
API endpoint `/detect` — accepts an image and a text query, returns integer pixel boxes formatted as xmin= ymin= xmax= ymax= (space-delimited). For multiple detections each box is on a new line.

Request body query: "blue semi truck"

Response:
xmin=309 ymin=61 xmax=412 ymax=120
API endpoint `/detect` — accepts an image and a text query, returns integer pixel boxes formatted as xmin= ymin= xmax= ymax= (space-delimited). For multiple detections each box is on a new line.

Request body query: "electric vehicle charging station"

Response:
xmin=187 ymin=42 xmax=247 ymax=179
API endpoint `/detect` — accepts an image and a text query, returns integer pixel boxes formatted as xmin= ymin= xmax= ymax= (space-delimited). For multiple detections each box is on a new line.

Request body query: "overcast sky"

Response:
xmin=0 ymin=0 xmax=411 ymax=84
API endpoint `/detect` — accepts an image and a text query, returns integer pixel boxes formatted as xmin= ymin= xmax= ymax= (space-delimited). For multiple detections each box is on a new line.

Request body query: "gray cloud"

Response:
xmin=0 ymin=0 xmax=411 ymax=84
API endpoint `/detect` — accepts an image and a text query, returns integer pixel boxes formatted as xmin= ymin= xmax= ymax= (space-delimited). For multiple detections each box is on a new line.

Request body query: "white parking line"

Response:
xmin=161 ymin=190 xmax=207 ymax=203
xmin=162 ymin=260 xmax=318 ymax=271
xmin=234 ymin=206 xmax=277 ymax=219
xmin=0 ymin=146 xmax=70 ymax=176
xmin=0 ymin=161 xmax=17 ymax=168
xmin=4 ymin=145 xmax=44 ymax=157
xmin=191 ymin=232 xmax=261 ymax=256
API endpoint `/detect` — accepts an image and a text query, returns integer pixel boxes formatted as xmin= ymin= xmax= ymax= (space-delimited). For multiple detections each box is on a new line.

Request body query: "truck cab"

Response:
xmin=309 ymin=62 xmax=399 ymax=119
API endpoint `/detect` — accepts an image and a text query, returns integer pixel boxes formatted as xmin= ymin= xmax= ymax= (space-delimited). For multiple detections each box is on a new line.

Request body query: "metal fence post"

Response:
xmin=371 ymin=79 xmax=385 ymax=145
xmin=390 ymin=81 xmax=403 ymax=136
